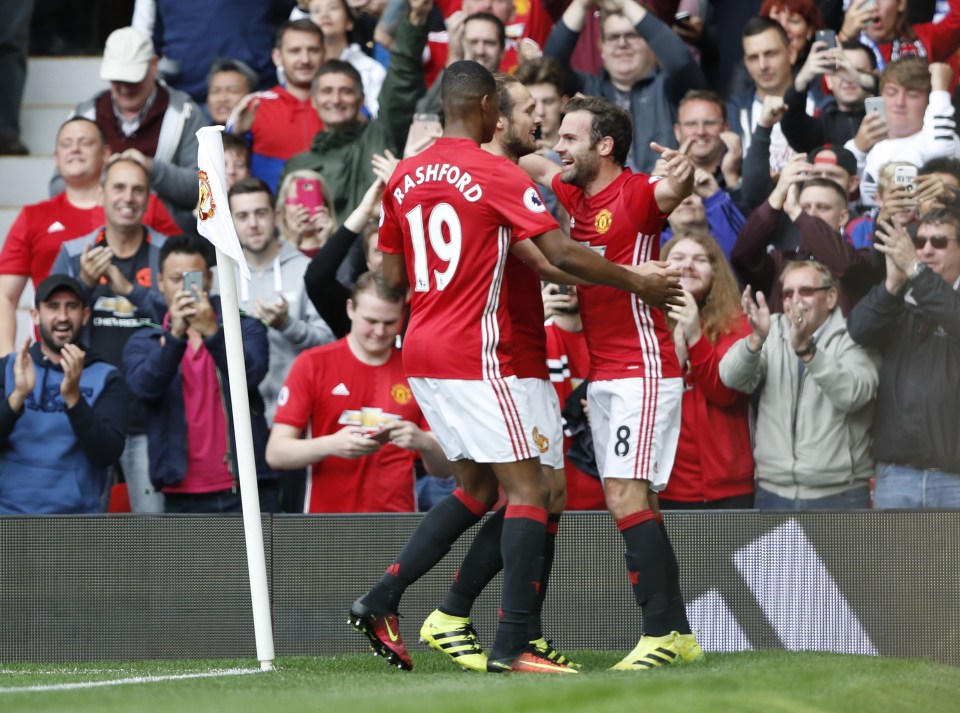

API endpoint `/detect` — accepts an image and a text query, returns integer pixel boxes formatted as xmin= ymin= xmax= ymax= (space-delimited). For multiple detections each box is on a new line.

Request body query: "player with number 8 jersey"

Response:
xmin=378 ymin=140 xmax=559 ymax=379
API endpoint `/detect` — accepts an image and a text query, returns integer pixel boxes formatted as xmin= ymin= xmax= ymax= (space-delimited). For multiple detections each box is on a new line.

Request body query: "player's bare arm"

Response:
xmin=532 ymin=228 xmax=682 ymax=309
xmin=651 ymin=141 xmax=695 ymax=214
xmin=510 ymin=238 xmax=580 ymax=285
xmin=519 ymin=153 xmax=562 ymax=187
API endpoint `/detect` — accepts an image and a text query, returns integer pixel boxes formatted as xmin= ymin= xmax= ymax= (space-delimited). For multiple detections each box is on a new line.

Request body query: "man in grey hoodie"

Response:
xmin=228 ymin=177 xmax=334 ymax=425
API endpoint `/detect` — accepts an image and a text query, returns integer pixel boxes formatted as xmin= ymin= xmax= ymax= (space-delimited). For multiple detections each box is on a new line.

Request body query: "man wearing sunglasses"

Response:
xmin=847 ymin=210 xmax=960 ymax=508
xmin=719 ymin=258 xmax=881 ymax=509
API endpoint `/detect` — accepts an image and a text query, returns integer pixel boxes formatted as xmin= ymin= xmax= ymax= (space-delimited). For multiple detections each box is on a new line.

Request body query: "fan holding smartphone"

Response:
xmin=277 ymin=170 xmax=338 ymax=257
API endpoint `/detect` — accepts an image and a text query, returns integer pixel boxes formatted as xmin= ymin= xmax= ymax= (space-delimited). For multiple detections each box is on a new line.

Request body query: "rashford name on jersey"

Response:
xmin=391 ymin=163 xmax=483 ymax=205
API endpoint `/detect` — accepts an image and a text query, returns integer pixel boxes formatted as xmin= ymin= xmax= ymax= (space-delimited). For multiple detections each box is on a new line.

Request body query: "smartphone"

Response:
xmin=674 ymin=11 xmax=692 ymax=23
xmin=864 ymin=96 xmax=886 ymax=122
xmin=815 ymin=29 xmax=836 ymax=49
xmin=287 ymin=177 xmax=324 ymax=215
xmin=366 ymin=425 xmax=395 ymax=444
xmin=182 ymin=270 xmax=205 ymax=299
xmin=894 ymin=165 xmax=918 ymax=192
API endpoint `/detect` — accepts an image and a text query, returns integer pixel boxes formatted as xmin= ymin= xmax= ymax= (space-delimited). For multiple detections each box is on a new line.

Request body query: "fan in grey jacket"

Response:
xmin=719 ymin=259 xmax=880 ymax=508
xmin=228 ymin=177 xmax=334 ymax=424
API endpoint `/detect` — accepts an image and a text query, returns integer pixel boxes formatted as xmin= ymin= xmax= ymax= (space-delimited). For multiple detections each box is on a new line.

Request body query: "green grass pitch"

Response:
xmin=2 ymin=651 xmax=959 ymax=713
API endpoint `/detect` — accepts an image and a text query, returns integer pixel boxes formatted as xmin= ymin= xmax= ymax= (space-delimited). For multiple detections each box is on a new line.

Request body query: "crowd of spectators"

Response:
xmin=1 ymin=0 xmax=959 ymax=514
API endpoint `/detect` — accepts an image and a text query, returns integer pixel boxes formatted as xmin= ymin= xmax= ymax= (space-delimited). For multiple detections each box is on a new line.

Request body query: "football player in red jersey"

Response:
xmin=418 ymin=74 xmax=581 ymax=672
xmin=522 ymin=95 xmax=706 ymax=670
xmin=349 ymin=61 xmax=681 ymax=674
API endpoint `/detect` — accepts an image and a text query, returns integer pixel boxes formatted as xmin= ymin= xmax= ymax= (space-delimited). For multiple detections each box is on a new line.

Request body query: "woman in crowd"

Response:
xmin=308 ymin=0 xmax=387 ymax=117
xmin=839 ymin=0 xmax=960 ymax=86
xmin=658 ymin=231 xmax=756 ymax=509
xmin=760 ymin=0 xmax=823 ymax=65
xmin=275 ymin=170 xmax=338 ymax=259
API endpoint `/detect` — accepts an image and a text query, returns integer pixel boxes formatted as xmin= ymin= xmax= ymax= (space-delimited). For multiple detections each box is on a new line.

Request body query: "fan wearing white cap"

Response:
xmin=50 ymin=26 xmax=207 ymax=234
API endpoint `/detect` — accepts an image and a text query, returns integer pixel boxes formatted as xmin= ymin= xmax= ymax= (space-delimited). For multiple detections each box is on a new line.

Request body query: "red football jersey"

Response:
xmin=551 ymin=170 xmax=680 ymax=380
xmin=505 ymin=254 xmax=548 ymax=380
xmin=250 ymin=85 xmax=323 ymax=160
xmin=379 ymin=137 xmax=559 ymax=380
xmin=273 ymin=339 xmax=426 ymax=513
xmin=0 ymin=192 xmax=178 ymax=286
xmin=544 ymin=319 xmax=605 ymax=510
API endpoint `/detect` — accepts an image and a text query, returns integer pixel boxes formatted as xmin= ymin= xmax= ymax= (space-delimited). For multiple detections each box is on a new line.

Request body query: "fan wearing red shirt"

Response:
xmin=266 ymin=272 xmax=449 ymax=513
xmin=350 ymin=61 xmax=681 ymax=675
xmin=226 ymin=20 xmax=325 ymax=193
xmin=0 ymin=117 xmax=178 ymax=354
xmin=522 ymin=95 xmax=704 ymax=670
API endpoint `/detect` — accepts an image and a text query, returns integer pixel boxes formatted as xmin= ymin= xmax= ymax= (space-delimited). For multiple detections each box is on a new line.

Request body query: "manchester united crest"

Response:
xmin=532 ymin=427 xmax=549 ymax=454
xmin=391 ymin=384 xmax=413 ymax=405
xmin=594 ymin=209 xmax=613 ymax=234
xmin=198 ymin=170 xmax=216 ymax=221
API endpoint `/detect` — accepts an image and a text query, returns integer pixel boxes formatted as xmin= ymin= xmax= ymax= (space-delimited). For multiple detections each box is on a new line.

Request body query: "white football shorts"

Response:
xmin=409 ymin=376 xmax=543 ymax=463
xmin=587 ymin=377 xmax=682 ymax=490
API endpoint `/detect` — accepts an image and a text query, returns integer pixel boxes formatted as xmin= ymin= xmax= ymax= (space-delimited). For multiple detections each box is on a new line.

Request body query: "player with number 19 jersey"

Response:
xmin=379 ymin=137 xmax=559 ymax=380
xmin=551 ymin=171 xmax=681 ymax=380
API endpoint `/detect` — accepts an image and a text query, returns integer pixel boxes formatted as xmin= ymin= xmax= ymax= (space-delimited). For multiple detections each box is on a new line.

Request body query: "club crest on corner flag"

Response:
xmin=196 ymin=126 xmax=250 ymax=280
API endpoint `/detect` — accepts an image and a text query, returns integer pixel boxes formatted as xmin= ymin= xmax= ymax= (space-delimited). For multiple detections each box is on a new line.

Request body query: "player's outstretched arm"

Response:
xmin=532 ymin=228 xmax=682 ymax=309
xmin=511 ymin=239 xmax=580 ymax=285
xmin=519 ymin=153 xmax=562 ymax=187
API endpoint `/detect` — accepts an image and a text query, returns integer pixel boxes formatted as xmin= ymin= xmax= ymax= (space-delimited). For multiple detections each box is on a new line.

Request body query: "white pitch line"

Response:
xmin=0 ymin=667 xmax=261 ymax=693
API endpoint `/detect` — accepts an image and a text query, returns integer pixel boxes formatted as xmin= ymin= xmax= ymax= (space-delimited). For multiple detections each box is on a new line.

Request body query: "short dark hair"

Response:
xmin=562 ymin=95 xmax=633 ymax=167
xmin=442 ymin=60 xmax=497 ymax=119
xmin=159 ymin=233 xmax=214 ymax=272
xmin=228 ymin=176 xmax=273 ymax=204
xmin=920 ymin=206 xmax=960 ymax=235
xmin=494 ymin=73 xmax=521 ymax=116
xmin=351 ymin=271 xmax=405 ymax=304
xmin=275 ymin=19 xmax=324 ymax=50
xmin=841 ymin=39 xmax=877 ymax=70
xmin=221 ymin=132 xmax=250 ymax=160
xmin=464 ymin=12 xmax=506 ymax=49
xmin=312 ymin=59 xmax=364 ymax=97
xmin=57 ymin=116 xmax=106 ymax=145
xmin=742 ymin=16 xmax=790 ymax=47
xmin=921 ymin=156 xmax=960 ymax=179
xmin=206 ymin=57 xmax=259 ymax=94
xmin=678 ymin=89 xmax=727 ymax=123
xmin=513 ymin=57 xmax=565 ymax=98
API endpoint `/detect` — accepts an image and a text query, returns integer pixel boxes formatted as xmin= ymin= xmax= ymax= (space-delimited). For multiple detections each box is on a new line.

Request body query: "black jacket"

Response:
xmin=846 ymin=270 xmax=960 ymax=472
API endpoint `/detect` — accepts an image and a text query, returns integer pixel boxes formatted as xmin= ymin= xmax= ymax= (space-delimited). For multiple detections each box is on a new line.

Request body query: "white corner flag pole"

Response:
xmin=214 ymin=248 xmax=276 ymax=672
xmin=196 ymin=126 xmax=275 ymax=671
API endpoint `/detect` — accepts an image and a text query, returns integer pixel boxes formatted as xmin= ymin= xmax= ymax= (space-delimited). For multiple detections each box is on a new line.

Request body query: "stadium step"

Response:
xmin=0 ymin=56 xmax=104 ymax=349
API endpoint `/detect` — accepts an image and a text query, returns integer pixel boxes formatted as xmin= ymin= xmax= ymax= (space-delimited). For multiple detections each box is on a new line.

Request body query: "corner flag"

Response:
xmin=196 ymin=126 xmax=250 ymax=281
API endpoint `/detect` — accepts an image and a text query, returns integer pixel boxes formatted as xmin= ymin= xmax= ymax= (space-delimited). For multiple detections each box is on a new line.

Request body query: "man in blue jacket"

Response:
xmin=0 ymin=274 xmax=126 ymax=514
xmin=122 ymin=234 xmax=277 ymax=513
